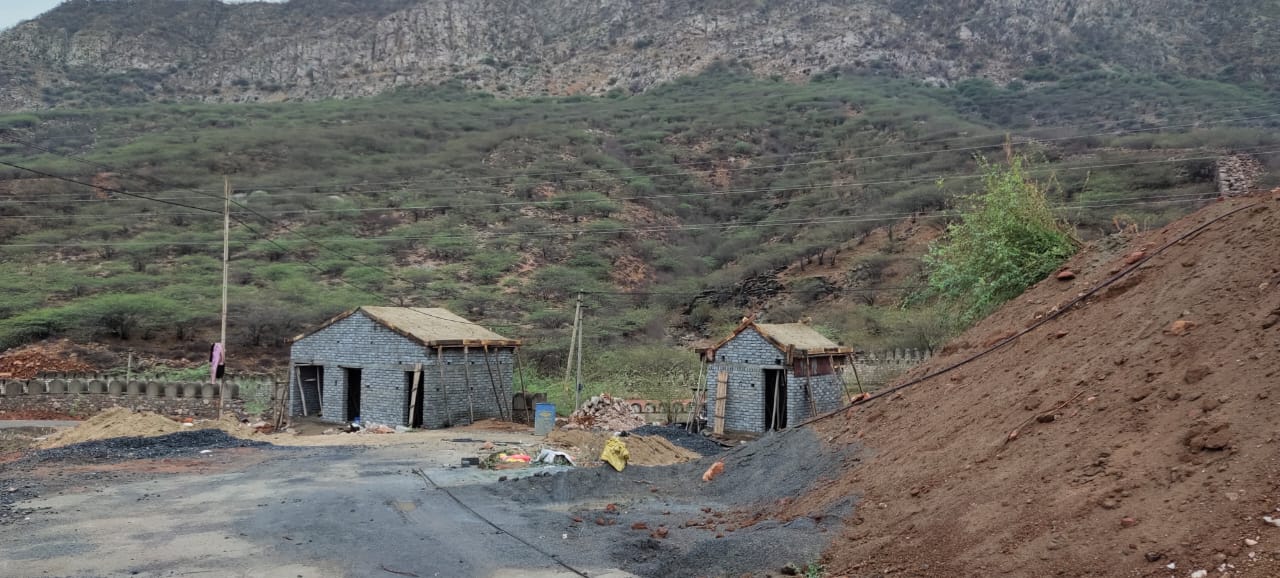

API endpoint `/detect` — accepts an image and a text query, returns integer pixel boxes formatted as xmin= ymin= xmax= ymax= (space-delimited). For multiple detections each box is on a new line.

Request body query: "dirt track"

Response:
xmin=780 ymin=196 xmax=1280 ymax=576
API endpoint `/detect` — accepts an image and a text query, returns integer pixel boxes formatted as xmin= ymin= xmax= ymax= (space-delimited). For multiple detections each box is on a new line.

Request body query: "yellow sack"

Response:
xmin=600 ymin=437 xmax=630 ymax=472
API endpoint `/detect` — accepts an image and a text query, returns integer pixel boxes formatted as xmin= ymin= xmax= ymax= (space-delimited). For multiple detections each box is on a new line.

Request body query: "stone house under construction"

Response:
xmin=699 ymin=320 xmax=852 ymax=435
xmin=288 ymin=306 xmax=520 ymax=429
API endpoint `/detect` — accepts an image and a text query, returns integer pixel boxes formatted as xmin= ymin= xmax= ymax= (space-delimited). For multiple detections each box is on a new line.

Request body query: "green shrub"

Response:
xmin=923 ymin=155 xmax=1078 ymax=324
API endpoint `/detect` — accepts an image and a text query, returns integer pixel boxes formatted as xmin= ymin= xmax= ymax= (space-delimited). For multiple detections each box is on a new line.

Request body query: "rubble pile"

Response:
xmin=562 ymin=394 xmax=647 ymax=431
xmin=0 ymin=342 xmax=98 ymax=379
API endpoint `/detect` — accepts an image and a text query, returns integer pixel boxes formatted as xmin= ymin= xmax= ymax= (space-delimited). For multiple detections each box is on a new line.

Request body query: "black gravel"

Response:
xmin=629 ymin=424 xmax=726 ymax=456
xmin=20 ymin=430 xmax=271 ymax=466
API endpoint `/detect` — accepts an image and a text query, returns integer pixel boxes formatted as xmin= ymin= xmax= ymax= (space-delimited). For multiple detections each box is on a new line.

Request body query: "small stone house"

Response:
xmin=288 ymin=306 xmax=520 ymax=428
xmin=699 ymin=319 xmax=852 ymax=435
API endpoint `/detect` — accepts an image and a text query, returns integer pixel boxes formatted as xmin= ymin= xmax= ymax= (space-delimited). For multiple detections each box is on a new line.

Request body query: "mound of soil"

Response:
xmin=547 ymin=430 xmax=701 ymax=467
xmin=0 ymin=340 xmax=100 ymax=379
xmin=781 ymin=197 xmax=1280 ymax=576
xmin=37 ymin=408 xmax=182 ymax=449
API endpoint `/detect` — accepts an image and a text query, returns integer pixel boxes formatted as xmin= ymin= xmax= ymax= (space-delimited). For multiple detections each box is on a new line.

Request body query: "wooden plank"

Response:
xmin=713 ymin=370 xmax=729 ymax=436
xmin=294 ymin=365 xmax=309 ymax=417
xmin=409 ymin=363 xmax=423 ymax=428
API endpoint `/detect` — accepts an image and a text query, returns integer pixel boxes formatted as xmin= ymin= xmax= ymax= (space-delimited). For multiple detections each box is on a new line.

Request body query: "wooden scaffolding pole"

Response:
xmin=463 ymin=346 xmax=475 ymax=424
xmin=481 ymin=345 xmax=506 ymax=422
xmin=438 ymin=345 xmax=449 ymax=427
xmin=293 ymin=365 xmax=309 ymax=417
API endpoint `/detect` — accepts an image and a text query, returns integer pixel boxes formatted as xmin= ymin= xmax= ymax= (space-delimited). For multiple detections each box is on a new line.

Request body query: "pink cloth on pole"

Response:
xmin=211 ymin=343 xmax=224 ymax=384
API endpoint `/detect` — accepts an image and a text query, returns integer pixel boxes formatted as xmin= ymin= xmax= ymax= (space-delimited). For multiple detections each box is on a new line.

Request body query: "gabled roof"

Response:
xmin=700 ymin=318 xmax=853 ymax=361
xmin=292 ymin=306 xmax=520 ymax=348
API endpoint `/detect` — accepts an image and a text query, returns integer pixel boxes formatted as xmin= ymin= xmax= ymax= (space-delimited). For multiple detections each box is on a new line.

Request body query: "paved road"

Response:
xmin=0 ymin=420 xmax=81 ymax=429
xmin=3 ymin=440 xmax=634 ymax=578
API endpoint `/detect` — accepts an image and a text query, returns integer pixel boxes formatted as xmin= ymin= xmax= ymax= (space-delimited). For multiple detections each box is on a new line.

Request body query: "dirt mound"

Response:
xmin=0 ymin=340 xmax=100 ymax=379
xmin=783 ymin=197 xmax=1280 ymax=576
xmin=547 ymin=430 xmax=700 ymax=466
xmin=37 ymin=408 xmax=182 ymax=449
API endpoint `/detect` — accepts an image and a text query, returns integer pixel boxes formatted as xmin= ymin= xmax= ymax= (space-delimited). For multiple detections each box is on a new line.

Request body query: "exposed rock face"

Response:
xmin=1 ymin=0 xmax=1275 ymax=110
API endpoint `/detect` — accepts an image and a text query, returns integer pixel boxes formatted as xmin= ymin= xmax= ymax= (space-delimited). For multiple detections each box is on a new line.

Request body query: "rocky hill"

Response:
xmin=1 ymin=0 xmax=1276 ymax=110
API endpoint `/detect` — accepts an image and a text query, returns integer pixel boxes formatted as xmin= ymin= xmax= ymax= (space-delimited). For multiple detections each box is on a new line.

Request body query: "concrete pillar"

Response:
xmin=66 ymin=380 xmax=86 ymax=395
xmin=201 ymin=383 xmax=216 ymax=399
xmin=164 ymin=382 xmax=179 ymax=398
xmin=48 ymin=379 xmax=66 ymax=394
xmin=126 ymin=381 xmax=142 ymax=397
xmin=145 ymin=381 xmax=161 ymax=398
xmin=87 ymin=380 xmax=106 ymax=394
xmin=183 ymin=383 xmax=202 ymax=398
xmin=107 ymin=381 xmax=124 ymax=396
xmin=227 ymin=383 xmax=240 ymax=400
xmin=2 ymin=382 xmax=23 ymax=396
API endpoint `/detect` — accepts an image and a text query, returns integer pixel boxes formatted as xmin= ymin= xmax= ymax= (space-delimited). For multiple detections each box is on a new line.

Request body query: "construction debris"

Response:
xmin=0 ymin=341 xmax=99 ymax=379
xmin=702 ymin=461 xmax=725 ymax=482
xmin=562 ymin=394 xmax=647 ymax=431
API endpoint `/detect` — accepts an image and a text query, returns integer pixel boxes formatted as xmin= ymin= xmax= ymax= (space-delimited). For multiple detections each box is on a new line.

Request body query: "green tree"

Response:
xmin=923 ymin=154 xmax=1078 ymax=324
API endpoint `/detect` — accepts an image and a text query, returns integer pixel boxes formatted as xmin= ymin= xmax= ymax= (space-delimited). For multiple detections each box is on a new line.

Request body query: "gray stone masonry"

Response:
xmin=704 ymin=328 xmax=844 ymax=434
xmin=288 ymin=310 xmax=513 ymax=428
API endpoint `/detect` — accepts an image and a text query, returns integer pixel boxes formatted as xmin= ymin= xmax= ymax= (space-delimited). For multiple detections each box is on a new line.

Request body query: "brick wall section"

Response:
xmin=703 ymin=328 xmax=843 ymax=434
xmin=288 ymin=310 xmax=513 ymax=428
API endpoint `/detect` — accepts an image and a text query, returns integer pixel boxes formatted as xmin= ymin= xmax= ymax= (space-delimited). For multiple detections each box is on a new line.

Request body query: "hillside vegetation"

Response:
xmin=1 ymin=0 xmax=1277 ymax=109
xmin=1 ymin=68 xmax=1277 ymax=401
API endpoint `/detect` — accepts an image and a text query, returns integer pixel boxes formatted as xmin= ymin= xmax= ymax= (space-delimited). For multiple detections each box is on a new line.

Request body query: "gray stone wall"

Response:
xmin=849 ymin=349 xmax=932 ymax=388
xmin=288 ymin=311 xmax=513 ymax=428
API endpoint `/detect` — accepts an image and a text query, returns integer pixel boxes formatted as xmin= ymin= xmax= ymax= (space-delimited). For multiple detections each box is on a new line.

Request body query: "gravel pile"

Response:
xmin=22 ymin=430 xmax=270 ymax=466
xmin=629 ymin=425 xmax=725 ymax=456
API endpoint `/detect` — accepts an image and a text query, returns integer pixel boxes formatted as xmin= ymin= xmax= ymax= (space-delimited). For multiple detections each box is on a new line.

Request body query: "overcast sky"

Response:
xmin=0 ymin=1 xmax=284 ymax=31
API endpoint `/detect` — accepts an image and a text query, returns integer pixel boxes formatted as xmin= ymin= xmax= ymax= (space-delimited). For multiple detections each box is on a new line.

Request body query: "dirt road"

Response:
xmin=3 ymin=425 xmax=848 ymax=577
xmin=4 ymin=438 xmax=633 ymax=577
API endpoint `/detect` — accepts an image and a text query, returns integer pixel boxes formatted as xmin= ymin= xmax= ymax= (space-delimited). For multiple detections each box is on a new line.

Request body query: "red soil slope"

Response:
xmin=788 ymin=195 xmax=1280 ymax=576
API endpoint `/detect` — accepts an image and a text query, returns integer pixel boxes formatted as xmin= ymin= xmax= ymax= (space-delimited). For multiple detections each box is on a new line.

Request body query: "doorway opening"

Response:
xmin=405 ymin=371 xmax=424 ymax=428
xmin=297 ymin=365 xmax=324 ymax=416
xmin=763 ymin=369 xmax=788 ymax=431
xmin=345 ymin=367 xmax=362 ymax=421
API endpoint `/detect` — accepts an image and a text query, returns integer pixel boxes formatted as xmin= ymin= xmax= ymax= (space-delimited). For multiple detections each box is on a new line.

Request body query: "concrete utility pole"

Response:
xmin=218 ymin=176 xmax=230 ymax=420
